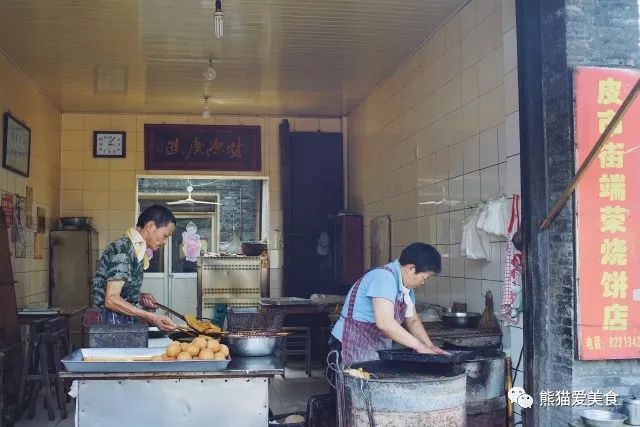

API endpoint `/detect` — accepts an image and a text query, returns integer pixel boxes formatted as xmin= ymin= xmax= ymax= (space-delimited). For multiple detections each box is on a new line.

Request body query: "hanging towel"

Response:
xmin=124 ymin=228 xmax=150 ymax=270
xmin=502 ymin=195 xmax=522 ymax=325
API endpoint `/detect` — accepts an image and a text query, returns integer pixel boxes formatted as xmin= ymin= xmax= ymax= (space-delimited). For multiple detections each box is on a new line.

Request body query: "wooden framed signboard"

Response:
xmin=144 ymin=124 xmax=261 ymax=171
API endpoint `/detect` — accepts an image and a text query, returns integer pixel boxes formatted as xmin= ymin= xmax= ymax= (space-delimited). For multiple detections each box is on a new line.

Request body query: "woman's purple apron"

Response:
xmin=340 ymin=266 xmax=406 ymax=365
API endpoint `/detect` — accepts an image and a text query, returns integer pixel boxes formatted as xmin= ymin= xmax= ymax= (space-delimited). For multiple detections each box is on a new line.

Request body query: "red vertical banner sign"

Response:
xmin=575 ymin=67 xmax=640 ymax=360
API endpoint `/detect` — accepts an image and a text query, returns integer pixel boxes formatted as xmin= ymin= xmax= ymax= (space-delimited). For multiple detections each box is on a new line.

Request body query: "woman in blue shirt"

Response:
xmin=330 ymin=242 xmax=447 ymax=365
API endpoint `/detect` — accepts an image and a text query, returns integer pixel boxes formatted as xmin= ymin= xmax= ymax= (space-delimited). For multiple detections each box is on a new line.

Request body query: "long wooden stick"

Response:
xmin=539 ymin=77 xmax=640 ymax=230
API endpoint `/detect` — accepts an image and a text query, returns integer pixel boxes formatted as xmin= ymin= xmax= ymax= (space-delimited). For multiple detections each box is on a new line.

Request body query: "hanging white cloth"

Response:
xmin=476 ymin=195 xmax=510 ymax=237
xmin=461 ymin=207 xmax=492 ymax=261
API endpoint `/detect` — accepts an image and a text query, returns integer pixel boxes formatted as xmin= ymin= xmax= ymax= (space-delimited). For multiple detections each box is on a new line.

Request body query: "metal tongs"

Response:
xmin=155 ymin=303 xmax=200 ymax=335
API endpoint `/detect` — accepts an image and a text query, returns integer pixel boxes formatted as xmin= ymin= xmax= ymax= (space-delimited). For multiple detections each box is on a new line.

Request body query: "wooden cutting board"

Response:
xmin=370 ymin=215 xmax=391 ymax=267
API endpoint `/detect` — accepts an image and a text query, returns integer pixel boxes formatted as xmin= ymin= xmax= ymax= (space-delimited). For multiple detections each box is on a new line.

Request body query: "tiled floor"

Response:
xmin=13 ymin=366 xmax=330 ymax=426
xmin=270 ymin=367 xmax=330 ymax=416
xmin=14 ymin=405 xmax=74 ymax=427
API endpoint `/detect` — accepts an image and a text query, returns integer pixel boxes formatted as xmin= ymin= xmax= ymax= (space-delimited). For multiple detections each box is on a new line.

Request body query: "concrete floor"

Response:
xmin=13 ymin=366 xmax=330 ymax=426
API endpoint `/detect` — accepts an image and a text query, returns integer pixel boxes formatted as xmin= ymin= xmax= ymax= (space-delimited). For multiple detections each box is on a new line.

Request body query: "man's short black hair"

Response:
xmin=136 ymin=205 xmax=176 ymax=228
xmin=399 ymin=242 xmax=441 ymax=274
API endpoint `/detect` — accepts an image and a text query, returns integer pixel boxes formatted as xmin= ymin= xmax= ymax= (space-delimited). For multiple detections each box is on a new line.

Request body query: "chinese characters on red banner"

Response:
xmin=575 ymin=67 xmax=640 ymax=360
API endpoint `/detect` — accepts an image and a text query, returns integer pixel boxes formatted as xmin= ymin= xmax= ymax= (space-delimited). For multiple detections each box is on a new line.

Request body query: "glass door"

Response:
xmin=168 ymin=214 xmax=216 ymax=316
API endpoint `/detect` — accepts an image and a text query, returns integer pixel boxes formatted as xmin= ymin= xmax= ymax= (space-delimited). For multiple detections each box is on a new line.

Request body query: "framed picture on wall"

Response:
xmin=2 ymin=112 xmax=31 ymax=177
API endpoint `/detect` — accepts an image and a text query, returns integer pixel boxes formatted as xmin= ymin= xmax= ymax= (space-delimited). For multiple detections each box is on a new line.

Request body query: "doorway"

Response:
xmin=136 ymin=176 xmax=266 ymax=316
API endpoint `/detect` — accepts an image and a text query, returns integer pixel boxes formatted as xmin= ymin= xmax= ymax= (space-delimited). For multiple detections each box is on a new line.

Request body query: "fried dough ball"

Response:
xmin=198 ymin=348 xmax=215 ymax=360
xmin=162 ymin=354 xmax=176 ymax=361
xmin=192 ymin=337 xmax=208 ymax=350
xmin=219 ymin=344 xmax=229 ymax=357
xmin=176 ymin=351 xmax=192 ymax=361
xmin=166 ymin=344 xmax=181 ymax=358
xmin=206 ymin=340 xmax=221 ymax=352
xmin=184 ymin=314 xmax=206 ymax=333
xmin=205 ymin=325 xmax=221 ymax=334
xmin=199 ymin=335 xmax=213 ymax=341
xmin=180 ymin=342 xmax=189 ymax=351
xmin=186 ymin=344 xmax=200 ymax=357
xmin=151 ymin=355 xmax=164 ymax=361
xmin=213 ymin=351 xmax=227 ymax=360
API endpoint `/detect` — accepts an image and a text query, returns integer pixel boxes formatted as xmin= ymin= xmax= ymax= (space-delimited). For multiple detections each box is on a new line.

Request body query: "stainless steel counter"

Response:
xmin=60 ymin=337 xmax=284 ymax=426
xmin=62 ymin=355 xmax=283 ymax=427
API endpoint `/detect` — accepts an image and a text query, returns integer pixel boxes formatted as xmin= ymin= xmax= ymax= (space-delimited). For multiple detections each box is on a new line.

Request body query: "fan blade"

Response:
xmin=166 ymin=199 xmax=219 ymax=205
xmin=191 ymin=200 xmax=220 ymax=205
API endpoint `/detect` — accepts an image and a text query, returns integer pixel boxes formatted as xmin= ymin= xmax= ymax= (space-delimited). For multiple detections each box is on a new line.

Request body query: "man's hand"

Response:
xmin=415 ymin=343 xmax=450 ymax=355
xmin=150 ymin=314 xmax=177 ymax=332
xmin=140 ymin=293 xmax=159 ymax=310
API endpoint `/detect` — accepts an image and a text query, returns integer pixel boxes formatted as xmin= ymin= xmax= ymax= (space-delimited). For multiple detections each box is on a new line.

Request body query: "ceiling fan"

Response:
xmin=166 ymin=186 xmax=220 ymax=206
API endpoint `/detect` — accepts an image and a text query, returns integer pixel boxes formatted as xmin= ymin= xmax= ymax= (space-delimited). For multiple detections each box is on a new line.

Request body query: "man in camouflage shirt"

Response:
xmin=92 ymin=205 xmax=177 ymax=331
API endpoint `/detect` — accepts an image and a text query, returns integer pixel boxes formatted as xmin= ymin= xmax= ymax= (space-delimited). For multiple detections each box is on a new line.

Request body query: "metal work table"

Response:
xmin=61 ymin=354 xmax=284 ymax=426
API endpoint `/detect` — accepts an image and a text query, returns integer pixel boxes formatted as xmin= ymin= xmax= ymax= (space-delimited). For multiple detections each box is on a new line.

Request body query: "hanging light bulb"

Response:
xmin=213 ymin=0 xmax=223 ymax=38
xmin=203 ymin=59 xmax=217 ymax=81
xmin=202 ymin=96 xmax=211 ymax=118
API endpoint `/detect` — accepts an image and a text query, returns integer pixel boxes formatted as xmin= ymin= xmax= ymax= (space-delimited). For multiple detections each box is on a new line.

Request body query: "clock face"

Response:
xmin=94 ymin=132 xmax=125 ymax=157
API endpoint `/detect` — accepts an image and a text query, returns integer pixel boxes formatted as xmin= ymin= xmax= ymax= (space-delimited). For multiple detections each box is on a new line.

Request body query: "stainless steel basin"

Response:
xmin=226 ymin=336 xmax=281 ymax=357
xmin=580 ymin=409 xmax=627 ymax=427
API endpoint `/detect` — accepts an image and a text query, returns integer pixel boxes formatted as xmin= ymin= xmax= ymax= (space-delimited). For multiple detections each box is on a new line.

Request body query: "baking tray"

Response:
xmin=377 ymin=348 xmax=477 ymax=364
xmin=62 ymin=348 xmax=230 ymax=373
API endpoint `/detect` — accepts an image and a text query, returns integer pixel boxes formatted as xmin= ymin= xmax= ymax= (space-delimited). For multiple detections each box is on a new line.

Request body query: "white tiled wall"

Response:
xmin=59 ymin=113 xmax=342 ymax=298
xmin=0 ymin=50 xmax=61 ymax=308
xmin=346 ymin=0 xmax=523 ymax=384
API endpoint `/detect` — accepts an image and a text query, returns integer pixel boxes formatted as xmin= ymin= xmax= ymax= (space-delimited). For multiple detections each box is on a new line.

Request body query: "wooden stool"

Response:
xmin=283 ymin=326 xmax=311 ymax=377
xmin=16 ymin=318 xmax=47 ymax=420
xmin=43 ymin=317 xmax=70 ymax=419
xmin=16 ymin=317 xmax=69 ymax=421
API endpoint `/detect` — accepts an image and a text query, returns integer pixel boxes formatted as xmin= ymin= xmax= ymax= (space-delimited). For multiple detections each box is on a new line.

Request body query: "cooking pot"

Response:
xmin=441 ymin=312 xmax=482 ymax=328
xmin=623 ymin=398 xmax=640 ymax=425
xmin=225 ymin=335 xmax=282 ymax=356
xmin=59 ymin=217 xmax=93 ymax=229
xmin=241 ymin=242 xmax=268 ymax=256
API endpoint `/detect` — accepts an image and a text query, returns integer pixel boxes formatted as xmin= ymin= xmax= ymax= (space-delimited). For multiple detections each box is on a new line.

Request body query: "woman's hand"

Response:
xmin=415 ymin=343 xmax=450 ymax=355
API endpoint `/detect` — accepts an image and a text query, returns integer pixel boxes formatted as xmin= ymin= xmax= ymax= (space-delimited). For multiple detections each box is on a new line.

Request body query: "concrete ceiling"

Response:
xmin=0 ymin=0 xmax=464 ymax=116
